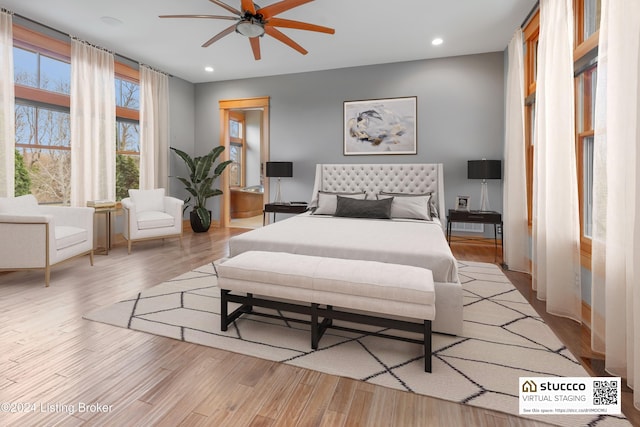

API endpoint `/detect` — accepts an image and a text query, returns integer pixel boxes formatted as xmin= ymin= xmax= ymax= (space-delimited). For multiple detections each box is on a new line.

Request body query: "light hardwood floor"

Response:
xmin=0 ymin=228 xmax=636 ymax=426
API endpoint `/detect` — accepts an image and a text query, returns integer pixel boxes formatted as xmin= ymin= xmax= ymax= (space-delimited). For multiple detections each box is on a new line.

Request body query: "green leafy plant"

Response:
xmin=14 ymin=149 xmax=31 ymax=196
xmin=170 ymin=146 xmax=232 ymax=231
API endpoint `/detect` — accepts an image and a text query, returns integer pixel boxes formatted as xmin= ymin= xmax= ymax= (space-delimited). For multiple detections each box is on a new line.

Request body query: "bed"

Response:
xmin=228 ymin=163 xmax=462 ymax=335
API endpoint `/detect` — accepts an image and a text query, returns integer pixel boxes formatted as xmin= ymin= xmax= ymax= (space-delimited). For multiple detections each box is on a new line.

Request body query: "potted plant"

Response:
xmin=170 ymin=146 xmax=232 ymax=232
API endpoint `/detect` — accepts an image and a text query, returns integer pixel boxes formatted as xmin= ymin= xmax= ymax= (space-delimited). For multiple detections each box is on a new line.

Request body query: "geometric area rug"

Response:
xmin=84 ymin=261 xmax=630 ymax=427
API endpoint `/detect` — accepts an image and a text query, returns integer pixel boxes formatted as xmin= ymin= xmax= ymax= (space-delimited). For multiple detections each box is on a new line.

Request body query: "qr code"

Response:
xmin=593 ymin=380 xmax=618 ymax=405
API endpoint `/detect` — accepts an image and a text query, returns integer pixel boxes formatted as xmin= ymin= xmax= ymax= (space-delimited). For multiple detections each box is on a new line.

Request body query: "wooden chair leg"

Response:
xmin=45 ymin=266 xmax=50 ymax=288
xmin=89 ymin=250 xmax=94 ymax=266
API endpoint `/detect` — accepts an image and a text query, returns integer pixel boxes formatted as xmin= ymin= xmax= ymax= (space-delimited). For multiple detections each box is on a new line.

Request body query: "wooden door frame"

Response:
xmin=219 ymin=97 xmax=270 ymax=228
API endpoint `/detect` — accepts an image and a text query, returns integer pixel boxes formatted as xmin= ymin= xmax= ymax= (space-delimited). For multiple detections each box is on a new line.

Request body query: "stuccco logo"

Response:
xmin=540 ymin=382 xmax=586 ymax=391
xmin=521 ymin=379 xmax=587 ymax=393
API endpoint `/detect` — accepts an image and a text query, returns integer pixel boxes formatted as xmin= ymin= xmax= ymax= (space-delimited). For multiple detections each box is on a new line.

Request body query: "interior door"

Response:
xmin=219 ymin=97 xmax=270 ymax=228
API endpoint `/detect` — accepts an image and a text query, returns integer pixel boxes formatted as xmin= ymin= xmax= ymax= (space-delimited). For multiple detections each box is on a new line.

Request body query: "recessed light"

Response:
xmin=204 ymin=66 xmax=214 ymax=72
xmin=100 ymin=16 xmax=123 ymax=27
xmin=432 ymin=38 xmax=443 ymax=46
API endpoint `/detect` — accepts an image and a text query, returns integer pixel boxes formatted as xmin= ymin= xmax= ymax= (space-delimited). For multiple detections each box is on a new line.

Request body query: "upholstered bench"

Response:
xmin=216 ymin=250 xmax=436 ymax=372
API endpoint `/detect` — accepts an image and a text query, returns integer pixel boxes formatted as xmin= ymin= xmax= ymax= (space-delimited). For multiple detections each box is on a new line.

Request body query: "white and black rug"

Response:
xmin=84 ymin=261 xmax=630 ymax=427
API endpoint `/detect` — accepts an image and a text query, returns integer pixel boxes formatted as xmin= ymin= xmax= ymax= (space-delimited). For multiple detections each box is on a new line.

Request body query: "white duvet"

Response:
xmin=229 ymin=213 xmax=458 ymax=283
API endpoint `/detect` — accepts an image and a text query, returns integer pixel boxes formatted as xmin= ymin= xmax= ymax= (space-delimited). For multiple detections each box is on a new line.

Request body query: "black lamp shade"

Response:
xmin=266 ymin=161 xmax=293 ymax=178
xmin=468 ymin=160 xmax=502 ymax=180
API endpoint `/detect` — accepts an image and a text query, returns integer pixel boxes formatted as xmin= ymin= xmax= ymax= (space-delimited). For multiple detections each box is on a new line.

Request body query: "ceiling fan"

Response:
xmin=159 ymin=0 xmax=335 ymax=60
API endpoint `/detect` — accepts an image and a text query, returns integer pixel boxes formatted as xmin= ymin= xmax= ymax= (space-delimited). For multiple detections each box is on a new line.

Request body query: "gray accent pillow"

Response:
xmin=312 ymin=191 xmax=366 ymax=215
xmin=378 ymin=191 xmax=433 ymax=220
xmin=334 ymin=196 xmax=393 ymax=219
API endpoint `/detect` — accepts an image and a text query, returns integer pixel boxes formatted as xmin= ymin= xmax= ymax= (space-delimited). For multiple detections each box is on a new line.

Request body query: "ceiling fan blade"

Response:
xmin=265 ymin=27 xmax=307 ymax=55
xmin=265 ymin=17 xmax=334 ymax=34
xmin=241 ymin=0 xmax=257 ymax=14
xmin=202 ymin=24 xmax=237 ymax=47
xmin=249 ymin=37 xmax=261 ymax=60
xmin=259 ymin=0 xmax=314 ymax=19
xmin=159 ymin=14 xmax=238 ymax=21
xmin=208 ymin=0 xmax=242 ymax=16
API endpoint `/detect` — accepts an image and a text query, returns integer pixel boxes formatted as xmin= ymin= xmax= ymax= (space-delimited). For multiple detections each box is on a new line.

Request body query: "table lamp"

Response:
xmin=266 ymin=161 xmax=293 ymax=204
xmin=468 ymin=159 xmax=501 ymax=212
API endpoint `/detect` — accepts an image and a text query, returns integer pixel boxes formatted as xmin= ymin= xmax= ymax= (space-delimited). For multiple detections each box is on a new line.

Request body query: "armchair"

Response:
xmin=121 ymin=188 xmax=183 ymax=254
xmin=0 ymin=194 xmax=94 ymax=287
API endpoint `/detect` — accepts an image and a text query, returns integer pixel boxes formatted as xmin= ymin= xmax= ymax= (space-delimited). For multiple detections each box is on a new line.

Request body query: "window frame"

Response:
xmin=12 ymin=23 xmax=141 ymax=204
xmin=573 ymin=0 xmax=600 ymax=266
xmin=228 ymin=111 xmax=246 ymax=188
xmin=523 ymin=10 xmax=539 ymax=226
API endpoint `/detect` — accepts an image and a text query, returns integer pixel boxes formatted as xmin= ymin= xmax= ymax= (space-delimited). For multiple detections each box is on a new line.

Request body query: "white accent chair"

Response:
xmin=121 ymin=188 xmax=184 ymax=254
xmin=0 ymin=194 xmax=94 ymax=287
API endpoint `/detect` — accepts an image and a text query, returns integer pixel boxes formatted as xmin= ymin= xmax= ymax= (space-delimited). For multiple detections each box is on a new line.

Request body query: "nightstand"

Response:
xmin=263 ymin=203 xmax=308 ymax=225
xmin=446 ymin=209 xmax=503 ymax=258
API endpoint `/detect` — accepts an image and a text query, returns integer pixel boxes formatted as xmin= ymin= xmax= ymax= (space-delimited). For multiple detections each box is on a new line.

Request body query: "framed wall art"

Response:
xmin=343 ymin=96 xmax=417 ymax=155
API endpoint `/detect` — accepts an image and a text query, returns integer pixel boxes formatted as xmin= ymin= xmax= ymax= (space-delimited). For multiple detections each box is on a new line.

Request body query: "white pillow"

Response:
xmin=377 ymin=192 xmax=432 ymax=221
xmin=312 ymin=191 xmax=366 ymax=215
xmin=0 ymin=194 xmax=40 ymax=214
xmin=128 ymin=188 xmax=165 ymax=213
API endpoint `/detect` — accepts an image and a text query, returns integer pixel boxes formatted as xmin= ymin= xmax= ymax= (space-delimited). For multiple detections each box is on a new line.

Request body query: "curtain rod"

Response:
xmin=521 ymin=1 xmax=540 ymax=28
xmin=12 ymin=12 xmax=172 ymax=77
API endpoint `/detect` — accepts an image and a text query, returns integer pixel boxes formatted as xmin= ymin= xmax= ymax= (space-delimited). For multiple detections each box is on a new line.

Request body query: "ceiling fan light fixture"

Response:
xmin=236 ymin=20 xmax=265 ymax=38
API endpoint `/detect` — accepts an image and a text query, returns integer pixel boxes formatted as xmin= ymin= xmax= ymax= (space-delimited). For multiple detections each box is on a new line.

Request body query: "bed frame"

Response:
xmin=228 ymin=163 xmax=463 ymax=336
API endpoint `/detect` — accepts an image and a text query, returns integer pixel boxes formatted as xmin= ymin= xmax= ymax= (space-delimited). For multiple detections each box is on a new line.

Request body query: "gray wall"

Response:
xmin=194 ymin=52 xmax=505 ymax=221
xmin=168 ymin=75 xmax=196 ymax=204
xmin=245 ymin=110 xmax=262 ymax=187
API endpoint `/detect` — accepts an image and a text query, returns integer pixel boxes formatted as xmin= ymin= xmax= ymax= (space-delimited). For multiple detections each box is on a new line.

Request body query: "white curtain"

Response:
xmin=0 ymin=10 xmax=14 ymax=197
xmin=70 ymin=39 xmax=115 ymax=206
xmin=503 ymin=29 xmax=529 ymax=273
xmin=140 ymin=65 xmax=169 ymax=190
xmin=592 ymin=0 xmax=640 ymax=410
xmin=532 ymin=0 xmax=582 ymax=322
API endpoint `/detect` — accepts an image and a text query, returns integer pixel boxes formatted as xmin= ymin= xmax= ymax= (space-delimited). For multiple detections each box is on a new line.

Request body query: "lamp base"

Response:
xmin=479 ymin=180 xmax=491 ymax=212
xmin=273 ymin=178 xmax=284 ymax=204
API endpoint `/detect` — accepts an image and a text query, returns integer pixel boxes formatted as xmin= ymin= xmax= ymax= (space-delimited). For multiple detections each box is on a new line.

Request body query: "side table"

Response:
xmin=89 ymin=204 xmax=117 ymax=255
xmin=263 ymin=203 xmax=308 ymax=225
xmin=446 ymin=209 xmax=503 ymax=259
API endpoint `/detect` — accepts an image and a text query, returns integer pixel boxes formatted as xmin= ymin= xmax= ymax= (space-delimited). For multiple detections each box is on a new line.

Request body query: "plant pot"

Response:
xmin=190 ymin=210 xmax=212 ymax=233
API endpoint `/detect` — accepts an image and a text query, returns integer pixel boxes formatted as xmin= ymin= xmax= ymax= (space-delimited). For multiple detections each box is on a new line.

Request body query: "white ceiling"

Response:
xmin=1 ymin=0 xmax=537 ymax=84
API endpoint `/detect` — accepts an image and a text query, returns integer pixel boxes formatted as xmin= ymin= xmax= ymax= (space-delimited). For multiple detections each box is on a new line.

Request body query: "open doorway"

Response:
xmin=219 ymin=97 xmax=270 ymax=229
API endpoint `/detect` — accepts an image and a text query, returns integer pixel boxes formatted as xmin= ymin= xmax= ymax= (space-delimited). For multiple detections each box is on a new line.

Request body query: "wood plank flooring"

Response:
xmin=0 ymin=228 xmax=637 ymax=426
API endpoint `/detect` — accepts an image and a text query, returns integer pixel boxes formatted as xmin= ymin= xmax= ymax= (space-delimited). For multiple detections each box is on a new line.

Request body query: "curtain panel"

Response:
xmin=0 ymin=10 xmax=14 ymax=197
xmin=532 ymin=0 xmax=582 ymax=322
xmin=503 ymin=29 xmax=529 ymax=273
xmin=592 ymin=0 xmax=640 ymax=410
xmin=140 ymin=66 xmax=169 ymax=190
xmin=70 ymin=39 xmax=116 ymax=207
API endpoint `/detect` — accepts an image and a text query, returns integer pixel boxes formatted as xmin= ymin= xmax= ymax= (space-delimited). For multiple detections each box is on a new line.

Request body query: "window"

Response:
xmin=576 ymin=64 xmax=597 ymax=246
xmin=523 ymin=10 xmax=539 ymax=224
xmin=15 ymin=103 xmax=71 ymax=204
xmin=521 ymin=3 xmax=600 ymax=265
xmin=115 ymin=77 xmax=140 ymax=200
xmin=116 ymin=119 xmax=140 ymax=200
xmin=13 ymin=46 xmax=70 ymax=94
xmin=12 ymin=24 xmax=140 ymax=204
xmin=574 ymin=0 xmax=600 ymax=262
xmin=576 ymin=0 xmax=601 ymax=46
xmin=228 ymin=112 xmax=245 ymax=188
xmin=14 ymin=43 xmax=72 ymax=204
xmin=116 ymin=78 xmax=139 ymax=109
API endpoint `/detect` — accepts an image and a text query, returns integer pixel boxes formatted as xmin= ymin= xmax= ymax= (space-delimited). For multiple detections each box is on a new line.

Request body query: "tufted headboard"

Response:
xmin=310 ymin=163 xmax=446 ymax=229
